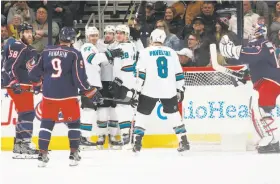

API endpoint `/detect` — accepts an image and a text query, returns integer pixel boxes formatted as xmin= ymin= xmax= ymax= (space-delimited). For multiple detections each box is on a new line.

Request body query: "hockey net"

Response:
xmin=182 ymin=66 xmax=256 ymax=151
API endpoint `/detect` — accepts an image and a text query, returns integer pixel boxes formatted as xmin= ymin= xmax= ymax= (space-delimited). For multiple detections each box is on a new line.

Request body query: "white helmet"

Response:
xmin=104 ymin=25 xmax=116 ymax=33
xmin=85 ymin=26 xmax=99 ymax=36
xmin=115 ymin=24 xmax=130 ymax=37
xmin=150 ymin=29 xmax=166 ymax=44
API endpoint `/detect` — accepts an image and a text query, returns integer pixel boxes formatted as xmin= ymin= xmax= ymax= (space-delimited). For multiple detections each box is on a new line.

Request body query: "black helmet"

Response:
xmin=19 ymin=23 xmax=33 ymax=33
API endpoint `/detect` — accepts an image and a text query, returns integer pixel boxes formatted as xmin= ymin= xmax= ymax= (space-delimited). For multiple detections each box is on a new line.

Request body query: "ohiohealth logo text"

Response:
xmin=183 ymin=101 xmax=280 ymax=119
xmin=156 ymin=101 xmax=280 ymax=120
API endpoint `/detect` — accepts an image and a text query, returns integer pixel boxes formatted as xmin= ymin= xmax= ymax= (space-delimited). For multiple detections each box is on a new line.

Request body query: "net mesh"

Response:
xmin=184 ymin=71 xmax=236 ymax=86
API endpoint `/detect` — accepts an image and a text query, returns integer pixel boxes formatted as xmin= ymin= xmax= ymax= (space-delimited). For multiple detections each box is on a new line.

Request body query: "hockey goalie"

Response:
xmin=219 ymin=24 xmax=280 ymax=154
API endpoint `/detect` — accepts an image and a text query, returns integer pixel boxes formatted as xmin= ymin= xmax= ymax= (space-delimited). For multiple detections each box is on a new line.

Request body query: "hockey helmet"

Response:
xmin=104 ymin=25 xmax=116 ymax=34
xmin=86 ymin=26 xmax=99 ymax=36
xmin=59 ymin=27 xmax=77 ymax=43
xmin=18 ymin=23 xmax=33 ymax=33
xmin=115 ymin=24 xmax=130 ymax=37
xmin=253 ymin=23 xmax=267 ymax=38
xmin=150 ymin=29 xmax=166 ymax=44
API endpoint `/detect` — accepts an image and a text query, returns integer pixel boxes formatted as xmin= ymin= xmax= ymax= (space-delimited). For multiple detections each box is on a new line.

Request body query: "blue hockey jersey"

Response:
xmin=239 ymin=38 xmax=280 ymax=84
xmin=3 ymin=40 xmax=38 ymax=84
xmin=29 ymin=45 xmax=90 ymax=99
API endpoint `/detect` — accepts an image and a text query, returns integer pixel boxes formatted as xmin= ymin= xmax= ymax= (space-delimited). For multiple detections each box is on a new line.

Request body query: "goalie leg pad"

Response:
xmin=137 ymin=94 xmax=157 ymax=115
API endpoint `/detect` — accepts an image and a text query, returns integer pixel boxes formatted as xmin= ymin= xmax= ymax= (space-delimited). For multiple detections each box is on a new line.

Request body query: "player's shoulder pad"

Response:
xmin=11 ymin=41 xmax=26 ymax=50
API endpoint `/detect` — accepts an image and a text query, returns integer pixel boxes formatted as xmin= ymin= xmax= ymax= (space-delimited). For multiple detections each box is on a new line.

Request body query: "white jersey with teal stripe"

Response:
xmin=80 ymin=42 xmax=107 ymax=88
xmin=113 ymin=42 xmax=137 ymax=90
xmin=136 ymin=45 xmax=184 ymax=98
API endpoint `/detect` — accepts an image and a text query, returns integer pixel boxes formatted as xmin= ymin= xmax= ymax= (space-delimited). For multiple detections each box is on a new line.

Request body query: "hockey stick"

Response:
xmin=210 ymin=44 xmax=245 ymax=80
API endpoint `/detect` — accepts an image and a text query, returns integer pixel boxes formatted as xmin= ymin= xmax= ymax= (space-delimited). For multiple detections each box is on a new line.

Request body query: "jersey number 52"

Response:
xmin=51 ymin=58 xmax=62 ymax=78
xmin=156 ymin=56 xmax=168 ymax=78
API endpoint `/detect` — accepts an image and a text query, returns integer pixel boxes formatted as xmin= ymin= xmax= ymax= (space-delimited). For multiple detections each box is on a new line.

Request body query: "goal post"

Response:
xmin=181 ymin=66 xmax=259 ymax=151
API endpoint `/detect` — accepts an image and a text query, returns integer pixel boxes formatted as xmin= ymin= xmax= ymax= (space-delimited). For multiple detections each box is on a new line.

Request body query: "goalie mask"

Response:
xmin=150 ymin=29 xmax=166 ymax=44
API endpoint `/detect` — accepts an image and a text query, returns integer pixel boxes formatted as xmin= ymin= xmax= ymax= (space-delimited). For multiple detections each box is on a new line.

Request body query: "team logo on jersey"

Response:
xmin=80 ymin=60 xmax=84 ymax=68
xmin=26 ymin=58 xmax=36 ymax=72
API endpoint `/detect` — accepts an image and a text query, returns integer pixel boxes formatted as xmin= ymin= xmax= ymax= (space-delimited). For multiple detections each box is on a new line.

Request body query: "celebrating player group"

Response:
xmin=3 ymin=19 xmax=279 ymax=168
xmin=2 ymin=22 xmax=190 ymax=167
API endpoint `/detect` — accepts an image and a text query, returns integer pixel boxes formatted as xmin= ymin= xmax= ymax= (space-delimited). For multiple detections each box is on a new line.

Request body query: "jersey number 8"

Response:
xmin=51 ymin=58 xmax=62 ymax=78
xmin=156 ymin=56 xmax=168 ymax=78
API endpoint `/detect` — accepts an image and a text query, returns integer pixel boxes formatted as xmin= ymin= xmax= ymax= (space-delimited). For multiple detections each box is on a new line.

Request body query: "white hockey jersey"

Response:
xmin=80 ymin=42 xmax=110 ymax=88
xmin=136 ymin=45 xmax=184 ymax=98
xmin=98 ymin=41 xmax=119 ymax=82
xmin=113 ymin=42 xmax=137 ymax=90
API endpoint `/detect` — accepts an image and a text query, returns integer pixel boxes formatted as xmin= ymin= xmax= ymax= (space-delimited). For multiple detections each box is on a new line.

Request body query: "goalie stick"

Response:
xmin=210 ymin=44 xmax=249 ymax=86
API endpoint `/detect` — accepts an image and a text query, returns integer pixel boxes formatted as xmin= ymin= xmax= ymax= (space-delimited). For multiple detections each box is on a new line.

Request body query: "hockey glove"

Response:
xmin=177 ymin=89 xmax=184 ymax=103
xmin=109 ymin=77 xmax=123 ymax=98
xmin=32 ymin=80 xmax=42 ymax=95
xmin=82 ymin=86 xmax=103 ymax=104
xmin=130 ymin=89 xmax=139 ymax=108
xmin=8 ymin=80 xmax=22 ymax=94
xmin=105 ymin=49 xmax=124 ymax=64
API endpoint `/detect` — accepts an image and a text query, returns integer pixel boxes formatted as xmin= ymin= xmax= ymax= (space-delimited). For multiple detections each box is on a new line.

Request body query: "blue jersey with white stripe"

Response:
xmin=239 ymin=38 xmax=280 ymax=84
xmin=29 ymin=45 xmax=90 ymax=99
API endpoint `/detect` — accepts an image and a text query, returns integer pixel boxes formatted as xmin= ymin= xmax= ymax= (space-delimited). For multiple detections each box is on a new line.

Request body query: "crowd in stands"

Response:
xmin=2 ymin=1 xmax=280 ymax=67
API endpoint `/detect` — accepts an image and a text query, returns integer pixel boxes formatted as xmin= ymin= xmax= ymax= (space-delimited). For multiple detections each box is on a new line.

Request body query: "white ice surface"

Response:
xmin=1 ymin=149 xmax=280 ymax=184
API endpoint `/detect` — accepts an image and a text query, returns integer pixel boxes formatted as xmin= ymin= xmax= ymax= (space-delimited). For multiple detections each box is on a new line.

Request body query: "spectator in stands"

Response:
xmin=177 ymin=48 xmax=193 ymax=67
xmin=164 ymin=6 xmax=184 ymax=37
xmin=1 ymin=25 xmax=9 ymax=42
xmin=52 ymin=1 xmax=80 ymax=27
xmin=7 ymin=1 xmax=35 ymax=24
xmin=215 ymin=17 xmax=241 ymax=66
xmin=273 ymin=30 xmax=280 ymax=48
xmin=1 ymin=1 xmax=13 ymax=17
xmin=215 ymin=17 xmax=240 ymax=46
xmin=7 ymin=14 xmax=22 ymax=40
xmin=188 ymin=33 xmax=210 ymax=67
xmin=184 ymin=1 xmax=203 ymax=26
xmin=272 ymin=1 xmax=280 ymax=22
xmin=1 ymin=14 xmax=6 ymax=25
xmin=192 ymin=17 xmax=215 ymax=45
xmin=252 ymin=1 xmax=269 ymax=26
xmin=32 ymin=6 xmax=59 ymax=53
xmin=155 ymin=20 xmax=181 ymax=51
xmin=138 ymin=2 xmax=156 ymax=47
xmin=197 ymin=1 xmax=217 ymax=35
xmin=229 ymin=0 xmax=259 ymax=43
xmin=270 ymin=15 xmax=280 ymax=45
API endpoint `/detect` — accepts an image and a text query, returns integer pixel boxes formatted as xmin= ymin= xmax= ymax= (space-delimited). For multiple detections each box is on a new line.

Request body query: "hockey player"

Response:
xmin=3 ymin=23 xmax=39 ymax=159
xmin=29 ymin=27 xmax=103 ymax=167
xmin=95 ymin=25 xmax=121 ymax=149
xmin=109 ymin=24 xmax=138 ymax=149
xmin=80 ymin=26 xmax=123 ymax=150
xmin=219 ymin=24 xmax=280 ymax=153
xmin=133 ymin=29 xmax=190 ymax=154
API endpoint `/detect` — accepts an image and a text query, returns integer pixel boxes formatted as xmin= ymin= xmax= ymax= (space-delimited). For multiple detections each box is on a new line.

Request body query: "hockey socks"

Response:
xmin=16 ymin=111 xmax=35 ymax=139
xmin=68 ymin=122 xmax=81 ymax=150
xmin=119 ymin=121 xmax=132 ymax=145
xmin=38 ymin=120 xmax=55 ymax=152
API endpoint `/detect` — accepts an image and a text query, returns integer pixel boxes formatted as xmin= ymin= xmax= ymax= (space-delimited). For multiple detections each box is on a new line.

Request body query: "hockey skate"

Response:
xmin=132 ymin=135 xmax=143 ymax=155
xmin=96 ymin=135 xmax=106 ymax=150
xmin=79 ymin=136 xmax=97 ymax=151
xmin=69 ymin=149 xmax=81 ymax=166
xmin=121 ymin=134 xmax=133 ymax=150
xmin=38 ymin=151 xmax=49 ymax=168
xmin=177 ymin=135 xmax=190 ymax=155
xmin=257 ymin=141 xmax=280 ymax=154
xmin=13 ymin=139 xmax=39 ymax=159
xmin=108 ymin=134 xmax=122 ymax=150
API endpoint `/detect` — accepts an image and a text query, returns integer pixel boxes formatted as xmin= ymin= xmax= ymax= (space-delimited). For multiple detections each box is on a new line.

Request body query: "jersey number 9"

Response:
xmin=156 ymin=56 xmax=168 ymax=78
xmin=51 ymin=58 xmax=62 ymax=78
